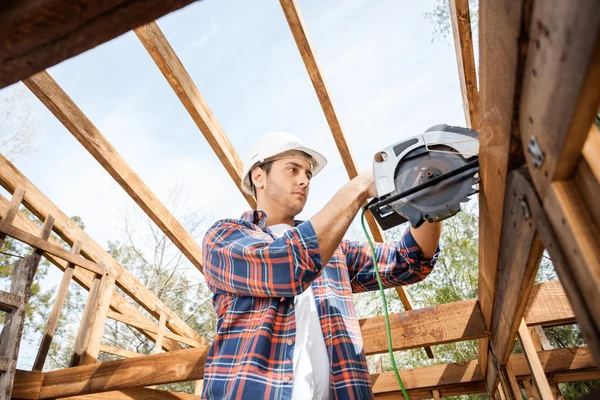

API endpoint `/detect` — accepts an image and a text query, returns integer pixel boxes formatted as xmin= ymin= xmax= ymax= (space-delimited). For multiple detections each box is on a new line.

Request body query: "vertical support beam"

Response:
xmin=517 ymin=319 xmax=554 ymax=399
xmin=0 ymin=216 xmax=53 ymax=399
xmin=432 ymin=388 xmax=441 ymax=400
xmin=449 ymin=0 xmax=479 ymax=129
xmin=0 ymin=187 xmax=24 ymax=248
xmin=278 ymin=0 xmax=431 ymax=358
xmin=521 ymin=376 xmax=542 ymax=400
xmin=153 ymin=312 xmax=166 ymax=355
xmin=70 ymin=267 xmax=116 ymax=366
xmin=33 ymin=241 xmax=82 ymax=371
xmin=194 ymin=380 xmax=203 ymax=396
xmin=23 ymin=71 xmax=205 ymax=273
xmin=477 ymin=0 xmax=528 ymax=380
xmin=374 ymin=356 xmax=383 ymax=374
xmin=501 ymin=362 xmax=523 ymax=400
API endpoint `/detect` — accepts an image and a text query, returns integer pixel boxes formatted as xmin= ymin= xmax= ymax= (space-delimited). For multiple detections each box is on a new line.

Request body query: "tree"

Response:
xmin=0 ymin=84 xmax=38 ymax=160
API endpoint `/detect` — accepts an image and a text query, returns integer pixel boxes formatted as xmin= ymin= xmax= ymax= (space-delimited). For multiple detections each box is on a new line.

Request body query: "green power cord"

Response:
xmin=360 ymin=208 xmax=410 ymax=400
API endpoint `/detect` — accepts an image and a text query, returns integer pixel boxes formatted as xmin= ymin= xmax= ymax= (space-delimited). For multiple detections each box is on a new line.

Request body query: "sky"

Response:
xmin=1 ymin=0 xmax=472 ymax=367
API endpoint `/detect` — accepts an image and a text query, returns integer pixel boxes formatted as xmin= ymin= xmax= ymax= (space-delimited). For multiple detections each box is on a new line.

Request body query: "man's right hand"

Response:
xmin=354 ymin=169 xmax=378 ymax=200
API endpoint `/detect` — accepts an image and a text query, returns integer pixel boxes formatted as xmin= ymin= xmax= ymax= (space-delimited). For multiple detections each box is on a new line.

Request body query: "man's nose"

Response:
xmin=298 ymin=175 xmax=309 ymax=187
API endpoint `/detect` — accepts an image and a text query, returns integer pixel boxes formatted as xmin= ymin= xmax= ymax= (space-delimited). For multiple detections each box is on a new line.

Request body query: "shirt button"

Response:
xmin=283 ymin=376 xmax=290 ymax=383
xmin=287 ymin=339 xmax=293 ymax=346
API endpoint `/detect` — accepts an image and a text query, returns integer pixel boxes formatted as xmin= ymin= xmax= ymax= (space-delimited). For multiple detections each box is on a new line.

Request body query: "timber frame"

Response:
xmin=0 ymin=0 xmax=599 ymax=398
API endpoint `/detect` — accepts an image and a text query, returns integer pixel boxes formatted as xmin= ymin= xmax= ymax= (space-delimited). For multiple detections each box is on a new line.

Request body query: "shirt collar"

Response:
xmin=240 ymin=210 xmax=303 ymax=228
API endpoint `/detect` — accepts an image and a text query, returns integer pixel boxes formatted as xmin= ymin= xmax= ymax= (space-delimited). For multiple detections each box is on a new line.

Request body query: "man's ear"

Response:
xmin=251 ymin=167 xmax=265 ymax=189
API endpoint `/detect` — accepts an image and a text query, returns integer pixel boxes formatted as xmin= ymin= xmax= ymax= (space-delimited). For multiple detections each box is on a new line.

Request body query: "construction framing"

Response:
xmin=0 ymin=0 xmax=598 ymax=398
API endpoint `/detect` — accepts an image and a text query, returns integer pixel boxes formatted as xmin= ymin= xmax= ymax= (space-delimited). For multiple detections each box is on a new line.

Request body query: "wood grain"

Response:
xmin=518 ymin=319 xmax=554 ymax=399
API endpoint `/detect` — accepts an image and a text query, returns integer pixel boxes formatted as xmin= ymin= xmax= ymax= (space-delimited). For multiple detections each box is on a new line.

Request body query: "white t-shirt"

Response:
xmin=269 ymin=223 xmax=331 ymax=400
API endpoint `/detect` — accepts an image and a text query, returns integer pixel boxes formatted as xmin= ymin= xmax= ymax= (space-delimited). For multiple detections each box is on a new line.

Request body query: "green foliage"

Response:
xmin=423 ymin=0 xmax=479 ymax=43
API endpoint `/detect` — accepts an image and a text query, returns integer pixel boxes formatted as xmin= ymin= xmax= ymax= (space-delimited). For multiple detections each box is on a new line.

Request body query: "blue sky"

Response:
xmin=2 ymin=0 xmax=471 ymax=367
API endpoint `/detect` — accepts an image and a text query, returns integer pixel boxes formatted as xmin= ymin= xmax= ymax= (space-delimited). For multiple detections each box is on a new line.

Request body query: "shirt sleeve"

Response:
xmin=202 ymin=219 xmax=323 ymax=297
xmin=341 ymin=228 xmax=439 ymax=293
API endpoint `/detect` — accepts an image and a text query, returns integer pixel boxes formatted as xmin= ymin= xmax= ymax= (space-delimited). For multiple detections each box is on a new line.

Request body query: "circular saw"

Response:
xmin=365 ymin=124 xmax=479 ymax=229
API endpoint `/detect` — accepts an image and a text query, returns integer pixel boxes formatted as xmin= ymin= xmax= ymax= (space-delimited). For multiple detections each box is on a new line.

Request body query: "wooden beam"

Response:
xmin=0 ymin=155 xmax=205 ymax=346
xmin=449 ymin=0 xmax=478 ymax=128
xmin=517 ymin=319 xmax=554 ymax=399
xmin=23 ymin=71 xmax=205 ymax=273
xmin=33 ymin=241 xmax=82 ymax=371
xmin=58 ymin=388 xmax=200 ymax=399
xmin=486 ymin=169 xmax=544 ymax=392
xmin=107 ymin=310 xmax=203 ymax=348
xmin=14 ymin=346 xmax=210 ymax=399
xmin=278 ymin=0 xmax=425 ymax=356
xmin=524 ymin=280 xmax=575 ymax=327
xmin=477 ymin=0 xmax=529 ymax=379
xmin=519 ymin=0 xmax=600 ymax=198
xmin=98 ymin=344 xmax=143 ymax=359
xmin=0 ymin=194 xmax=183 ymax=352
xmin=0 ymin=290 xmax=21 ymax=313
xmin=70 ymin=269 xmax=116 ymax=366
xmin=0 ymin=219 xmax=104 ymax=275
xmin=133 ymin=22 xmax=256 ymax=208
xmin=0 ymin=0 xmax=196 ymax=89
xmin=371 ymin=346 xmax=596 ymax=396
xmin=360 ymin=299 xmax=486 ymax=355
xmin=0 ymin=186 xmax=24 ymax=248
xmin=0 ymin=217 xmax=53 ymax=399
xmin=499 ymin=362 xmax=522 ymax=400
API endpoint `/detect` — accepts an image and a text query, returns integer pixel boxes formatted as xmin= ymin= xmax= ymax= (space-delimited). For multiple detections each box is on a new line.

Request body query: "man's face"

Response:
xmin=260 ymin=153 xmax=313 ymax=217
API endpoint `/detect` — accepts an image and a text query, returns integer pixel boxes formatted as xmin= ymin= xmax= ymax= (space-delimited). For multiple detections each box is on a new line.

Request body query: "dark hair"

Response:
xmin=250 ymin=160 xmax=274 ymax=195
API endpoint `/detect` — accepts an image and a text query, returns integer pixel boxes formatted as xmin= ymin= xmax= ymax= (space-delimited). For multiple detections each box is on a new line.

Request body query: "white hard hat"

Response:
xmin=241 ymin=131 xmax=327 ymax=196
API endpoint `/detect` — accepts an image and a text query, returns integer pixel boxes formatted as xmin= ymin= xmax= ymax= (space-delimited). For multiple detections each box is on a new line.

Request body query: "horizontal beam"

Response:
xmin=372 ymin=346 xmax=596 ymax=396
xmin=58 ymin=388 xmax=200 ymax=399
xmin=23 ymin=71 xmax=205 ymax=273
xmin=13 ymin=346 xmax=210 ymax=399
xmin=0 ymin=290 xmax=21 ymax=313
xmin=524 ymin=280 xmax=575 ymax=327
xmin=0 ymin=154 xmax=204 ymax=345
xmin=0 ymin=0 xmax=195 ymax=88
xmin=98 ymin=344 xmax=143 ymax=359
xmin=0 ymin=220 xmax=104 ymax=275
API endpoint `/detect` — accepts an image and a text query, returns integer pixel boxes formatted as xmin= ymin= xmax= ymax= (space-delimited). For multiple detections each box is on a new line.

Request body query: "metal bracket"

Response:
xmin=527 ymin=136 xmax=545 ymax=168
xmin=518 ymin=195 xmax=531 ymax=220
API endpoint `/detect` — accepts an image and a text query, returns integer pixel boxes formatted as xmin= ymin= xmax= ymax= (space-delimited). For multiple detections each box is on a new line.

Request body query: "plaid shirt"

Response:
xmin=201 ymin=210 xmax=438 ymax=399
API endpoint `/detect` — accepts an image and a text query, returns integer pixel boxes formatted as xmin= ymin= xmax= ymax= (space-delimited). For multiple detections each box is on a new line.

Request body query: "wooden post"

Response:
xmin=70 ymin=267 xmax=116 ymax=366
xmin=0 ymin=215 xmax=53 ymax=399
xmin=432 ymin=388 xmax=442 ymax=400
xmin=33 ymin=240 xmax=82 ymax=371
xmin=0 ymin=187 xmax=24 ymax=248
xmin=517 ymin=319 xmax=554 ymax=399
xmin=521 ymin=376 xmax=542 ymax=400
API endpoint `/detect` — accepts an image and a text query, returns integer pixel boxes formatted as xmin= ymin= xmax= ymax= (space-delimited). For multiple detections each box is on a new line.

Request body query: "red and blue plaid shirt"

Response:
xmin=201 ymin=210 xmax=438 ymax=399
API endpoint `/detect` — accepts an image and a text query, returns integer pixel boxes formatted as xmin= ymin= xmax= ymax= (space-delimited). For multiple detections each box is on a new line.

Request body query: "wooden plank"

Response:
xmin=360 ymin=299 xmax=486 ymax=355
xmin=0 ymin=0 xmax=196 ymax=89
xmin=553 ymin=370 xmax=600 ymax=384
xmin=0 ymin=220 xmax=104 ymax=275
xmin=520 ymin=376 xmax=542 ymax=400
xmin=432 ymin=388 xmax=441 ymax=400
xmin=98 ymin=344 xmax=143 ymax=359
xmin=133 ymin=21 xmax=256 ymax=208
xmin=33 ymin=241 xmax=82 ymax=371
xmin=0 ymin=216 xmax=53 ymax=400
xmin=13 ymin=370 xmax=44 ymax=400
xmin=371 ymin=346 xmax=595 ymax=395
xmin=277 ymin=0 xmax=423 ymax=357
xmin=499 ymin=362 xmax=521 ymax=400
xmin=519 ymin=0 xmax=600 ymax=198
xmin=486 ymin=169 xmax=544 ymax=391
xmin=0 ymin=186 xmax=24 ymax=248
xmin=70 ymin=268 xmax=116 ymax=366
xmin=24 ymin=71 xmax=205 ymax=273
xmin=524 ymin=280 xmax=575 ymax=327
xmin=16 ymin=346 xmax=209 ymax=399
xmin=153 ymin=312 xmax=166 ymax=354
xmin=0 ymin=155 xmax=204 ymax=346
xmin=477 ymin=0 xmax=528 ymax=378
xmin=582 ymin=124 xmax=600 ymax=180
xmin=449 ymin=0 xmax=478 ymax=128
xmin=107 ymin=310 xmax=202 ymax=348
xmin=517 ymin=319 xmax=555 ymax=399
xmin=58 ymin=388 xmax=200 ymax=399
xmin=0 ymin=290 xmax=21 ymax=313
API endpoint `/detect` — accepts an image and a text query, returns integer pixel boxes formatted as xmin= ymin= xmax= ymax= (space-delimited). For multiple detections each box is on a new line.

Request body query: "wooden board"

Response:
xmin=517 ymin=319 xmax=554 ymax=399
xmin=98 ymin=344 xmax=143 ymax=359
xmin=360 ymin=299 xmax=486 ymax=355
xmin=0 ymin=290 xmax=21 ymax=313
xmin=23 ymin=71 xmax=205 ymax=273
xmin=0 ymin=155 xmax=204 ymax=345
xmin=134 ymin=22 xmax=256 ymax=208
xmin=14 ymin=346 xmax=210 ymax=399
xmin=58 ymin=388 xmax=200 ymax=399
xmin=0 ymin=194 xmax=183 ymax=352
xmin=0 ymin=186 xmax=24 ymax=248
xmin=476 ymin=0 xmax=528 ymax=378
xmin=449 ymin=0 xmax=478 ymax=128
xmin=519 ymin=0 xmax=600 ymax=198
xmin=0 ymin=0 xmax=195 ymax=88
xmin=524 ymin=280 xmax=575 ymax=327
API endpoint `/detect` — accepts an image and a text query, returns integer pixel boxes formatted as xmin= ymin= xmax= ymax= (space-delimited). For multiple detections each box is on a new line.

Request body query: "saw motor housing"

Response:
xmin=367 ymin=124 xmax=480 ymax=229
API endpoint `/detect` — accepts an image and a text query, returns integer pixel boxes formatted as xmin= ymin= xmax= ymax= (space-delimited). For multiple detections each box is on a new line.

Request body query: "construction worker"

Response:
xmin=201 ymin=131 xmax=441 ymax=399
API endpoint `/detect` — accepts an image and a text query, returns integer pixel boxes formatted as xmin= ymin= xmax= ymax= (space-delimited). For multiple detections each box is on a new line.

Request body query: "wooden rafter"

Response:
xmin=0 ymin=155 xmax=204 ymax=347
xmin=278 ymin=0 xmax=429 ymax=357
xmin=0 ymin=0 xmax=196 ymax=89
xmin=134 ymin=21 xmax=256 ymax=208
xmin=23 ymin=70 xmax=205 ymax=273
xmin=449 ymin=0 xmax=479 ymax=129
